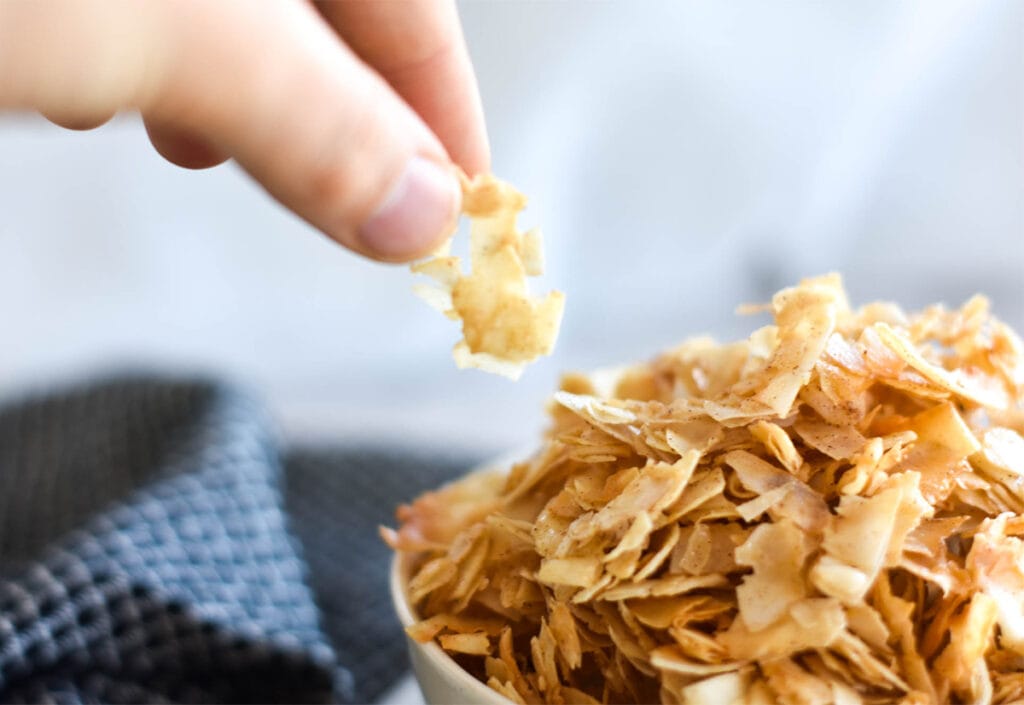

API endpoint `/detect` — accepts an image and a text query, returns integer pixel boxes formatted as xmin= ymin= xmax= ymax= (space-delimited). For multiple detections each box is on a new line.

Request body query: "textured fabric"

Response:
xmin=0 ymin=378 xmax=477 ymax=704
xmin=284 ymin=450 xmax=478 ymax=704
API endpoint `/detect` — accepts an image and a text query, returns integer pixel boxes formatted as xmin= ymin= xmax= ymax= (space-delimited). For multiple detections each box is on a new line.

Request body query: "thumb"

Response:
xmin=144 ymin=1 xmax=461 ymax=262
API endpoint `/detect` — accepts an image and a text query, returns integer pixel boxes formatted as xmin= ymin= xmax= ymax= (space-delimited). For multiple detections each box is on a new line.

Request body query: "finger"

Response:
xmin=0 ymin=1 xmax=160 ymax=125
xmin=317 ymin=0 xmax=490 ymax=176
xmin=145 ymin=0 xmax=461 ymax=262
xmin=143 ymin=118 xmax=228 ymax=169
xmin=42 ymin=110 xmax=115 ymax=131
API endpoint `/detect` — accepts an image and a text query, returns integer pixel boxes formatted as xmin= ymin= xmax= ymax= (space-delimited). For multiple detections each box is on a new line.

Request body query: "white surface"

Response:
xmin=0 ymin=1 xmax=1020 ymax=451
xmin=377 ymin=674 xmax=424 ymax=705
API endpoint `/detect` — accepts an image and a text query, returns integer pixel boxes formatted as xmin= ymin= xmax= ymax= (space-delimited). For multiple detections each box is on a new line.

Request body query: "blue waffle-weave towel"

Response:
xmin=0 ymin=378 xmax=476 ymax=704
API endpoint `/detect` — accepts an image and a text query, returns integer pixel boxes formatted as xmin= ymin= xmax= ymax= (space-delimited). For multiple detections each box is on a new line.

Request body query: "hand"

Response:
xmin=0 ymin=0 xmax=489 ymax=262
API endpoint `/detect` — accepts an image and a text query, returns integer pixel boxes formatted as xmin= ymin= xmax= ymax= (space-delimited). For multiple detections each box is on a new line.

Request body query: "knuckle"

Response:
xmin=305 ymin=156 xmax=359 ymax=214
xmin=299 ymin=118 xmax=400 ymax=224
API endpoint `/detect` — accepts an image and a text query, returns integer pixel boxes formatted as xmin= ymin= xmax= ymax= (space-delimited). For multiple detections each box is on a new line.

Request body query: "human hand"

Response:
xmin=0 ymin=0 xmax=489 ymax=262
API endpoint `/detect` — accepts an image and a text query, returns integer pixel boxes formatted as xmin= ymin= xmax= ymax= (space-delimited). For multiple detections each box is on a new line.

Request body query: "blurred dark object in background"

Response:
xmin=0 ymin=377 xmax=478 ymax=703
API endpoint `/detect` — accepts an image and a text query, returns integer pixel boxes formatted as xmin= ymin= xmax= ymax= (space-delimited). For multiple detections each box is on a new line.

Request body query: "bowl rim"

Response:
xmin=390 ymin=550 xmax=514 ymax=704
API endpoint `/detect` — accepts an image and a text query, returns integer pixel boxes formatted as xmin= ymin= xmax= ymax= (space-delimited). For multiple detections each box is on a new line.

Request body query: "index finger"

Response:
xmin=317 ymin=0 xmax=491 ymax=176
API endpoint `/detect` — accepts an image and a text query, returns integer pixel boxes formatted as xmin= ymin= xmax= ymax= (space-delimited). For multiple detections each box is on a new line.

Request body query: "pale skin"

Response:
xmin=0 ymin=0 xmax=490 ymax=262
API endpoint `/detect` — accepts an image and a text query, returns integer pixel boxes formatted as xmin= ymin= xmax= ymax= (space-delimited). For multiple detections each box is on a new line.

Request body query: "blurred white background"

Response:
xmin=0 ymin=0 xmax=1020 ymax=454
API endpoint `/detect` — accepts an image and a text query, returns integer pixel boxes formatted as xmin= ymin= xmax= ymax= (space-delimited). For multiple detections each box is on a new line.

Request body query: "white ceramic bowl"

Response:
xmin=390 ymin=550 xmax=511 ymax=705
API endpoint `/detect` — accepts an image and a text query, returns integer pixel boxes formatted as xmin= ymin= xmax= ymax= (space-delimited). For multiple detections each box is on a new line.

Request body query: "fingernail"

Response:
xmin=359 ymin=156 xmax=460 ymax=260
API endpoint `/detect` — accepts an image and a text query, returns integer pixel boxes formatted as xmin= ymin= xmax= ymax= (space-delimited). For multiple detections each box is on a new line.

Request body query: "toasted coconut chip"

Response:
xmin=498 ymin=626 xmax=540 ymax=702
xmin=440 ymin=632 xmax=491 ymax=655
xmin=831 ymin=682 xmax=866 ymax=705
xmin=485 ymin=655 xmax=511 ymax=683
xmin=559 ymin=458 xmax=695 ymax=559
xmin=413 ymin=172 xmax=564 ymax=379
xmin=600 ymin=573 xmax=728 ymax=602
xmin=389 ymin=470 xmax=505 ymax=552
xmin=634 ymin=523 xmax=683 ymax=581
xmin=735 ymin=520 xmax=812 ymax=630
xmin=389 ymin=275 xmax=1024 ymax=704
xmin=485 ymin=514 xmax=535 ymax=545
xmin=653 ymin=336 xmax=756 ymax=402
xmin=973 ymin=427 xmax=1024 ymax=481
xmin=663 ymin=468 xmax=727 ymax=523
xmin=879 ymin=471 xmax=932 ymax=564
xmin=809 ymin=555 xmax=870 ymax=606
xmin=745 ymin=679 xmax=783 ymax=705
xmin=626 ymin=596 xmax=693 ymax=630
xmin=726 ymin=450 xmax=829 ymax=533
xmin=448 ymin=529 xmax=490 ymax=607
xmin=549 ymin=600 xmax=583 ymax=670
xmin=845 ymin=602 xmax=892 ymax=656
xmin=538 ymin=557 xmax=602 ymax=588
xmin=874 ymin=322 xmax=1010 ymax=408
xmin=671 ymin=522 xmax=748 ymax=576
xmin=750 ymin=420 xmax=804 ymax=474
xmin=595 ymin=603 xmax=656 ymax=675
xmin=674 ymin=594 xmax=736 ymax=627
xmin=968 ymin=514 xmax=1024 ymax=655
xmin=823 ymin=331 xmax=870 ymax=373
xmin=935 ymin=592 xmax=998 ymax=702
xmin=487 ymin=677 xmax=527 ymax=705
xmin=872 ymin=573 xmax=935 ymax=700
xmin=407 ymin=556 xmax=457 ymax=604
xmin=554 ymin=391 xmax=638 ymax=425
xmin=800 ymin=378 xmax=864 ymax=428
xmin=807 ymin=649 xmax=860 ymax=691
xmin=571 ymin=574 xmax=615 ymax=605
xmin=605 ymin=513 xmax=654 ymax=563
xmin=832 ymin=631 xmax=909 ymax=692
xmin=680 ymin=670 xmax=750 ymax=705
xmin=668 ymin=624 xmax=729 ymax=663
xmin=406 ymin=612 xmax=506 ymax=642
xmin=993 ymin=671 xmax=1024 ymax=702
xmin=720 ymin=598 xmax=846 ymax=661
xmin=794 ymin=417 xmax=867 ymax=460
xmin=667 ymin=420 xmax=727 ymax=455
xmin=682 ymin=493 xmax=742 ymax=523
xmin=736 ymin=484 xmax=792 ymax=522
xmin=649 ymin=645 xmax=747 ymax=676
xmin=553 ymin=392 xmax=679 ymax=461
xmin=531 ymin=619 xmax=561 ymax=695
xmin=890 ymin=403 xmax=979 ymax=504
xmin=905 ymin=515 xmax=966 ymax=557
xmin=706 ymin=275 xmax=843 ymax=421
xmin=762 ymin=658 xmax=835 ymax=705
xmin=749 ymin=274 xmax=843 ymax=413
xmin=819 ymin=485 xmax=904 ymax=601
xmin=837 ymin=437 xmax=883 ymax=496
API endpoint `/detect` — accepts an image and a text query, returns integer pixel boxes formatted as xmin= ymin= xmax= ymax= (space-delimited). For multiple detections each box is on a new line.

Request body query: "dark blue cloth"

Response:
xmin=0 ymin=378 xmax=476 ymax=704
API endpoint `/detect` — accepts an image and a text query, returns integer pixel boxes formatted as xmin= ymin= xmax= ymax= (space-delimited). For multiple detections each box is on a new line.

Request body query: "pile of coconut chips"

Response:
xmin=385 ymin=274 xmax=1024 ymax=705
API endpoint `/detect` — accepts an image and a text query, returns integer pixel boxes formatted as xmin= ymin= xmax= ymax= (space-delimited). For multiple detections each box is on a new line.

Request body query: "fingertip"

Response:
xmin=354 ymin=156 xmax=461 ymax=263
xmin=42 ymin=110 xmax=115 ymax=131
xmin=144 ymin=118 xmax=229 ymax=170
xmin=459 ymin=138 xmax=491 ymax=178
